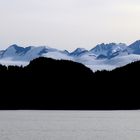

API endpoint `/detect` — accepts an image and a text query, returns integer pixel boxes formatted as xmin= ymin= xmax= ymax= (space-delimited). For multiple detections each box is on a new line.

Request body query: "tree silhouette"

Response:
xmin=0 ymin=57 xmax=139 ymax=110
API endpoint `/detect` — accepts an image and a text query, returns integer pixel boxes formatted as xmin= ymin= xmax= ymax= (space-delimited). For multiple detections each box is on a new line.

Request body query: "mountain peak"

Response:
xmin=70 ymin=48 xmax=87 ymax=56
xmin=73 ymin=48 xmax=86 ymax=52
xmin=9 ymin=44 xmax=21 ymax=48
xmin=63 ymin=50 xmax=69 ymax=54
xmin=129 ymin=40 xmax=140 ymax=46
xmin=90 ymin=43 xmax=117 ymax=52
xmin=7 ymin=44 xmax=26 ymax=54
xmin=134 ymin=40 xmax=140 ymax=43
xmin=127 ymin=40 xmax=140 ymax=54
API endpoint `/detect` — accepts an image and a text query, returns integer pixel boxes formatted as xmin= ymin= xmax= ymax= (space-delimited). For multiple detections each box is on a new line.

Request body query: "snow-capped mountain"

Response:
xmin=70 ymin=48 xmax=88 ymax=56
xmin=0 ymin=44 xmax=57 ymax=61
xmin=127 ymin=40 xmax=140 ymax=54
xmin=89 ymin=43 xmax=127 ymax=58
xmin=0 ymin=40 xmax=140 ymax=71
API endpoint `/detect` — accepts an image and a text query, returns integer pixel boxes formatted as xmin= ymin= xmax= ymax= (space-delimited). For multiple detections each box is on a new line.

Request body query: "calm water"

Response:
xmin=0 ymin=111 xmax=140 ymax=140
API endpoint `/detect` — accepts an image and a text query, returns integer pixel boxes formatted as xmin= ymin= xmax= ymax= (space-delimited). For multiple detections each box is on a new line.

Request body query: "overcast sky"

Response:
xmin=0 ymin=0 xmax=140 ymax=51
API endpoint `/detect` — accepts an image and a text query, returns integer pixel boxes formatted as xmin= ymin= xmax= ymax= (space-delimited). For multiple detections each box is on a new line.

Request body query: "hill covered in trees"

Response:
xmin=0 ymin=57 xmax=139 ymax=110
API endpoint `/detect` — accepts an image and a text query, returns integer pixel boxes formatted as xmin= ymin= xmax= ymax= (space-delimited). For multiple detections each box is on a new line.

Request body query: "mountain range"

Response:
xmin=1 ymin=40 xmax=140 ymax=71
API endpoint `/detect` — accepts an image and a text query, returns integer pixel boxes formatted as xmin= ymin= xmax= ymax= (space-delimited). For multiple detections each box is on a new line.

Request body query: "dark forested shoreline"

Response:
xmin=0 ymin=57 xmax=139 ymax=110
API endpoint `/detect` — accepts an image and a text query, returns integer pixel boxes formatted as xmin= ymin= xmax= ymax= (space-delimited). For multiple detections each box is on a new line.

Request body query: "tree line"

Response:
xmin=0 ymin=57 xmax=139 ymax=110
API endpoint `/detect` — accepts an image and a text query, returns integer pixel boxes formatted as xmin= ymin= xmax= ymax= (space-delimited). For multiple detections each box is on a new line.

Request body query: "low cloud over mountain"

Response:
xmin=1 ymin=40 xmax=140 ymax=71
